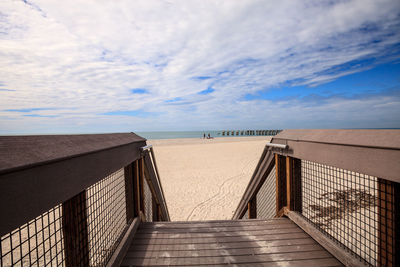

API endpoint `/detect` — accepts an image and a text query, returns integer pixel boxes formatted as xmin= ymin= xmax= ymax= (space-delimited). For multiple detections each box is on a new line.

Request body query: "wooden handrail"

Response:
xmin=232 ymin=145 xmax=275 ymax=219
xmin=0 ymin=133 xmax=146 ymax=237
xmin=270 ymin=129 xmax=400 ymax=182
xmin=142 ymin=149 xmax=170 ymax=221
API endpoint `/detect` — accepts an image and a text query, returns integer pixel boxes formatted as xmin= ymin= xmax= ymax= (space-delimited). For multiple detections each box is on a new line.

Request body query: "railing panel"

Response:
xmin=0 ymin=205 xmax=65 ymax=266
xmin=241 ymin=208 xmax=249 ymax=219
xmin=86 ymin=168 xmax=128 ymax=267
xmin=301 ymin=159 xmax=382 ymax=266
xmin=143 ymin=178 xmax=153 ymax=222
xmin=256 ymin=165 xmax=276 ymax=219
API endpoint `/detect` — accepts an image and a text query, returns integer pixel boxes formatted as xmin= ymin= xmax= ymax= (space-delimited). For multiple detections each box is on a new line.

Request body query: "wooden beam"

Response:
xmin=139 ymin=157 xmax=145 ymax=214
xmin=158 ymin=205 xmax=162 ymax=221
xmin=378 ymin=178 xmax=398 ymax=267
xmin=142 ymin=152 xmax=170 ymax=221
xmin=133 ymin=160 xmax=140 ymax=217
xmin=286 ymin=210 xmax=364 ymax=267
xmin=286 ymin=157 xmax=292 ymax=211
xmin=248 ymin=197 xmax=257 ymax=219
xmin=275 ymin=154 xmax=286 ymax=216
xmin=232 ymin=147 xmax=275 ymax=220
xmin=62 ymin=191 xmax=89 ymax=267
xmin=124 ymin=163 xmax=134 ymax=223
xmin=105 ymin=217 xmax=141 ymax=267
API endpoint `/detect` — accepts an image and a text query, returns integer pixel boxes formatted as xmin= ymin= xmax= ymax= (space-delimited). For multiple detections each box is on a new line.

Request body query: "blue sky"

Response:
xmin=0 ymin=0 xmax=400 ymax=134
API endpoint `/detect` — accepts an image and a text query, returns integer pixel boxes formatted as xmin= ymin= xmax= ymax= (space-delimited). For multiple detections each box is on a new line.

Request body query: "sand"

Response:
xmin=147 ymin=136 xmax=270 ymax=221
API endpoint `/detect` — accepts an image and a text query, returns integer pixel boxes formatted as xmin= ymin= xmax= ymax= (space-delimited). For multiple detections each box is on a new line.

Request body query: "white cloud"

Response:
xmin=0 ymin=0 xmax=399 ymax=133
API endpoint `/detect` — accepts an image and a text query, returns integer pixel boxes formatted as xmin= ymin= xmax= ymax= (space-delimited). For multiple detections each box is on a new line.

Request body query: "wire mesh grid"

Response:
xmin=301 ymin=159 xmax=385 ymax=266
xmin=86 ymin=168 xmax=128 ymax=267
xmin=256 ymin=165 xmax=276 ymax=219
xmin=0 ymin=205 xmax=64 ymax=267
xmin=143 ymin=178 xmax=153 ymax=222
xmin=241 ymin=208 xmax=249 ymax=219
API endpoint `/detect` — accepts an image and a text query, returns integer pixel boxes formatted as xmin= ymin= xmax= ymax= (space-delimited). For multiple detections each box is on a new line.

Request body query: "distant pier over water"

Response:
xmin=219 ymin=129 xmax=282 ymax=136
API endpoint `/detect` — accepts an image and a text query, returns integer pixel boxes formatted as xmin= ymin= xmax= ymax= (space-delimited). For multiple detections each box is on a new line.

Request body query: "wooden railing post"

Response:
xmin=139 ymin=157 xmax=145 ymax=221
xmin=157 ymin=205 xmax=162 ymax=221
xmin=124 ymin=163 xmax=135 ymax=223
xmin=62 ymin=191 xmax=89 ymax=267
xmin=275 ymin=154 xmax=287 ymax=216
xmin=377 ymin=179 xmax=399 ymax=267
xmin=286 ymin=157 xmax=302 ymax=212
xmin=248 ymin=197 xmax=257 ymax=219
xmin=133 ymin=160 xmax=141 ymax=217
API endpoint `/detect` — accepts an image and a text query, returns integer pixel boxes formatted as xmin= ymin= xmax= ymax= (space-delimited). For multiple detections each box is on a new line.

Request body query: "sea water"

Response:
xmin=136 ymin=130 xmax=279 ymax=139
xmin=136 ymin=131 xmax=224 ymax=140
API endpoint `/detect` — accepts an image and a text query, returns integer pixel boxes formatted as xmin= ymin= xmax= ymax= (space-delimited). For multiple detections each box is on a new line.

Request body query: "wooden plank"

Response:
xmin=121 ymin=258 xmax=342 ymax=267
xmin=139 ymin=218 xmax=293 ymax=228
xmin=130 ymin=232 xmax=310 ymax=245
xmin=286 ymin=210 xmax=363 ymax=267
xmin=105 ymin=217 xmax=141 ymax=267
xmin=0 ymin=133 xmax=146 ymax=174
xmin=137 ymin=223 xmax=298 ymax=233
xmin=125 ymin=244 xmax=324 ymax=258
xmin=136 ymin=224 xmax=300 ymax=234
xmin=137 ymin=222 xmax=298 ymax=233
xmin=62 ymin=191 xmax=89 ymax=267
xmin=135 ymin=227 xmax=303 ymax=238
xmin=121 ymin=250 xmax=334 ymax=266
xmin=128 ymin=238 xmax=318 ymax=251
xmin=227 ymin=258 xmax=343 ymax=267
xmin=124 ymin=163 xmax=134 ymax=223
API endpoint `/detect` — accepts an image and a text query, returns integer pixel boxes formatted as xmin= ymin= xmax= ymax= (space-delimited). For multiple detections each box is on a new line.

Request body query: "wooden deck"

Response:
xmin=120 ymin=218 xmax=343 ymax=266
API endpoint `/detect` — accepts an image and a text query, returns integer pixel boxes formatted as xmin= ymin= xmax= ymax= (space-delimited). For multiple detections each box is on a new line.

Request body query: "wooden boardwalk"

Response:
xmin=121 ymin=218 xmax=343 ymax=266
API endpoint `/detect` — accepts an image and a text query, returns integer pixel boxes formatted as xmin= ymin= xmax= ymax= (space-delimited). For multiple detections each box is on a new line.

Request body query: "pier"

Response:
xmin=221 ymin=129 xmax=282 ymax=136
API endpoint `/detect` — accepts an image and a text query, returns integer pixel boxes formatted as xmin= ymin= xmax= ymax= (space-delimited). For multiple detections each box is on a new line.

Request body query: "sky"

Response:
xmin=0 ymin=0 xmax=400 ymax=134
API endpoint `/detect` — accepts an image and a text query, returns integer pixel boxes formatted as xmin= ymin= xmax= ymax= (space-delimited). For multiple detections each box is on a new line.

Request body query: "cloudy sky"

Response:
xmin=1 ymin=0 xmax=399 ymax=134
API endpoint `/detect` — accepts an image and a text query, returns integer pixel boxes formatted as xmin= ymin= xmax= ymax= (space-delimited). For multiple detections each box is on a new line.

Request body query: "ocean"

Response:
xmin=136 ymin=130 xmax=278 ymax=140
xmin=136 ymin=131 xmax=224 ymax=140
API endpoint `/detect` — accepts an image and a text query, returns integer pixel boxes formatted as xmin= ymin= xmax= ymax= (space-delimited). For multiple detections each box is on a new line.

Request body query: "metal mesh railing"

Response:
xmin=241 ymin=209 xmax=249 ymax=219
xmin=143 ymin=178 xmax=153 ymax=222
xmin=86 ymin=168 xmax=128 ymax=267
xmin=0 ymin=205 xmax=64 ymax=266
xmin=301 ymin=159 xmax=386 ymax=266
xmin=256 ymin=165 xmax=276 ymax=219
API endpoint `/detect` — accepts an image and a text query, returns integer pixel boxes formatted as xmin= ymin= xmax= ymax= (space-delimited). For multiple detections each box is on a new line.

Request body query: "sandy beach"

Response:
xmin=148 ymin=136 xmax=270 ymax=221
